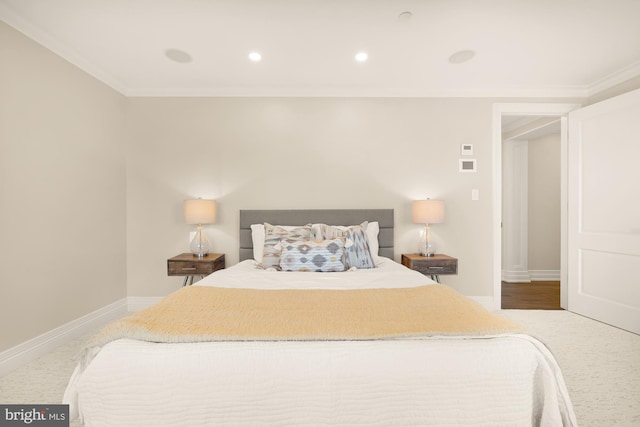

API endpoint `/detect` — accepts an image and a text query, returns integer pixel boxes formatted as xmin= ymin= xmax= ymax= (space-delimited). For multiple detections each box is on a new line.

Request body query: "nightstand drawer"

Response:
xmin=168 ymin=261 xmax=215 ymax=276
xmin=167 ymin=253 xmax=225 ymax=278
xmin=411 ymin=263 xmax=457 ymax=275
xmin=401 ymin=254 xmax=458 ymax=278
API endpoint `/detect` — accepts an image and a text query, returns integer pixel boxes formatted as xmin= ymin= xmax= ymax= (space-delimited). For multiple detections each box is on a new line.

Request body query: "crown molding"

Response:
xmin=586 ymin=60 xmax=640 ymax=98
xmin=0 ymin=3 xmax=128 ymax=95
xmin=124 ymin=85 xmax=590 ymax=98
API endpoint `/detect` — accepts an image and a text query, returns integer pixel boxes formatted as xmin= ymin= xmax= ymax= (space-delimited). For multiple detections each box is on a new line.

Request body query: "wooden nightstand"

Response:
xmin=401 ymin=253 xmax=458 ymax=284
xmin=167 ymin=253 xmax=225 ymax=286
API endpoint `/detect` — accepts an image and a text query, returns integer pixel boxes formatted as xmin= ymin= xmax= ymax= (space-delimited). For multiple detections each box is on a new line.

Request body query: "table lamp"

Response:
xmin=184 ymin=198 xmax=216 ymax=258
xmin=412 ymin=199 xmax=445 ymax=257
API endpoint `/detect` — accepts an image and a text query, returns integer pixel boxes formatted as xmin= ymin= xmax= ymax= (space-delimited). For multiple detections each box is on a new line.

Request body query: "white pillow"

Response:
xmin=367 ymin=221 xmax=381 ymax=264
xmin=250 ymin=223 xmax=266 ymax=262
xmin=251 ymin=223 xmax=323 ymax=262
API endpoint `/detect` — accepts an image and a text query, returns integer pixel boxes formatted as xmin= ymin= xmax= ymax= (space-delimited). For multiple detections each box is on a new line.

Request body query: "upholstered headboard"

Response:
xmin=239 ymin=209 xmax=394 ymax=262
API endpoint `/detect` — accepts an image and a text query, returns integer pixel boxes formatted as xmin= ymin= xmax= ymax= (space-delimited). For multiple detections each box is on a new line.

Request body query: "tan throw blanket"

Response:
xmin=90 ymin=285 xmax=523 ymax=348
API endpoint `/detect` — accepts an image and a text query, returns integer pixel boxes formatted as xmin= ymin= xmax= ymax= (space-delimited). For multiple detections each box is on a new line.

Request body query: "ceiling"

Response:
xmin=2 ymin=0 xmax=640 ymax=97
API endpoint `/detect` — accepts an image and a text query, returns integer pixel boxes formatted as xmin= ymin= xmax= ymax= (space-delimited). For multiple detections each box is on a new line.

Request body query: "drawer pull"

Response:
xmin=181 ymin=267 xmax=197 ymax=271
xmin=428 ymin=266 xmax=444 ymax=270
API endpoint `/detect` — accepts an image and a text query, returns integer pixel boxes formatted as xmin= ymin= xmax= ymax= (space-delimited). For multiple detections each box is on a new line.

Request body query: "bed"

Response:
xmin=64 ymin=209 xmax=576 ymax=426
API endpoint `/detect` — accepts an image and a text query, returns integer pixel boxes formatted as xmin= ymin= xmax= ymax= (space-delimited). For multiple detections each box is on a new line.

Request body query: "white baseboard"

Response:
xmin=529 ymin=270 xmax=561 ymax=281
xmin=501 ymin=270 xmax=532 ymax=283
xmin=0 ymin=298 xmax=128 ymax=377
xmin=501 ymin=269 xmax=560 ymax=283
xmin=469 ymin=296 xmax=496 ymax=311
xmin=127 ymin=296 xmax=163 ymax=312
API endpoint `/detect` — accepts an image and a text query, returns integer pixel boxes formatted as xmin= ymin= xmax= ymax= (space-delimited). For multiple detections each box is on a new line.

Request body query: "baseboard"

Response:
xmin=127 ymin=296 xmax=163 ymax=312
xmin=0 ymin=298 xmax=128 ymax=377
xmin=529 ymin=270 xmax=561 ymax=281
xmin=469 ymin=296 xmax=496 ymax=311
xmin=501 ymin=270 xmax=532 ymax=283
xmin=501 ymin=269 xmax=560 ymax=283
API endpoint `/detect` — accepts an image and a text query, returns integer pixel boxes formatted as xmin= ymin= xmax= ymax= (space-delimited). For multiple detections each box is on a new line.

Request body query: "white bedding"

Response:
xmin=64 ymin=259 xmax=576 ymax=426
xmin=194 ymin=257 xmax=435 ymax=290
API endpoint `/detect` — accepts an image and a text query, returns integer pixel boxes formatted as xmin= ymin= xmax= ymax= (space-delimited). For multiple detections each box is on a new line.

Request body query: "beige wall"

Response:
xmin=126 ymin=97 xmax=495 ymax=297
xmin=528 ymin=133 xmax=561 ymax=271
xmin=0 ymin=22 xmax=127 ymax=351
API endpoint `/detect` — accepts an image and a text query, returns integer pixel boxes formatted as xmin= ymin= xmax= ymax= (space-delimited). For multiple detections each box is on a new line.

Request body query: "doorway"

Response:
xmin=501 ymin=117 xmax=562 ymax=309
xmin=491 ymin=103 xmax=581 ymax=311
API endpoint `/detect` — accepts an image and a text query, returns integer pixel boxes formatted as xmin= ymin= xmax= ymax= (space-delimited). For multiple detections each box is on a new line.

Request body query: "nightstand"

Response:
xmin=401 ymin=253 xmax=457 ymax=284
xmin=167 ymin=253 xmax=225 ymax=286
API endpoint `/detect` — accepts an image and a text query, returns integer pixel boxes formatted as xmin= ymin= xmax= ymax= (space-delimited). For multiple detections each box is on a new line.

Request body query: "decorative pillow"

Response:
xmin=319 ymin=222 xmax=376 ymax=269
xmin=279 ymin=239 xmax=346 ymax=272
xmin=252 ymin=223 xmax=324 ymax=262
xmin=260 ymin=223 xmax=312 ymax=269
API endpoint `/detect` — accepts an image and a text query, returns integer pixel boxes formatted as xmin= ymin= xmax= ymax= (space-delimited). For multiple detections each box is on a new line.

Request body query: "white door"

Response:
xmin=568 ymin=88 xmax=640 ymax=334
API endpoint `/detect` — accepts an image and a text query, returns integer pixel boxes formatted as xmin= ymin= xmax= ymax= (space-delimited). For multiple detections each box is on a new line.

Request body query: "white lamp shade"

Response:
xmin=184 ymin=199 xmax=216 ymax=225
xmin=412 ymin=199 xmax=445 ymax=224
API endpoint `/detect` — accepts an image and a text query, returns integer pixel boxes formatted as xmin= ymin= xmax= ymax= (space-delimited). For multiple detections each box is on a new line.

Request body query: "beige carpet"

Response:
xmin=500 ymin=310 xmax=640 ymax=427
xmin=1 ymin=310 xmax=638 ymax=426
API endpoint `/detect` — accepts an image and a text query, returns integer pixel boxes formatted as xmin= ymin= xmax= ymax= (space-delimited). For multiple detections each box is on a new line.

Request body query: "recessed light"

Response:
xmin=164 ymin=48 xmax=192 ymax=64
xmin=398 ymin=11 xmax=413 ymax=22
xmin=355 ymin=51 xmax=368 ymax=62
xmin=249 ymin=52 xmax=262 ymax=62
xmin=448 ymin=50 xmax=475 ymax=64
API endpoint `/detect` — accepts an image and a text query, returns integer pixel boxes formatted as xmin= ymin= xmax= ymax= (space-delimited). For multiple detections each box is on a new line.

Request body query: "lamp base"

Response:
xmin=190 ymin=225 xmax=210 ymax=258
xmin=419 ymin=225 xmax=436 ymax=257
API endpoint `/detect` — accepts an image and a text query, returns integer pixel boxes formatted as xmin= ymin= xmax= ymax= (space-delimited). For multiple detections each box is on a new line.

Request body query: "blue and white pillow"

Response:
xmin=260 ymin=223 xmax=312 ymax=270
xmin=319 ymin=222 xmax=376 ymax=269
xmin=279 ymin=239 xmax=346 ymax=272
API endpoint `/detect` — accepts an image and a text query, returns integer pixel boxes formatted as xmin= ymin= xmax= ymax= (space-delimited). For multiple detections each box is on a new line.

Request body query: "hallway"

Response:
xmin=502 ymin=281 xmax=562 ymax=310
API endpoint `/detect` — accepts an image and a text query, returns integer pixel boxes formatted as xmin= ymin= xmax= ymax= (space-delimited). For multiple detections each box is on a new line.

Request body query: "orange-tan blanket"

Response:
xmin=90 ymin=285 xmax=523 ymax=347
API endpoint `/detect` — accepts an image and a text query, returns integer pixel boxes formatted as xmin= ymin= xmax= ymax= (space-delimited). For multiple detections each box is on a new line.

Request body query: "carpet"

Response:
xmin=501 ymin=310 xmax=640 ymax=427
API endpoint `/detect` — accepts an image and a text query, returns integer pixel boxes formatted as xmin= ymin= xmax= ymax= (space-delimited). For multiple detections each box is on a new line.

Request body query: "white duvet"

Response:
xmin=196 ymin=257 xmax=435 ymax=290
xmin=64 ymin=259 xmax=577 ymax=426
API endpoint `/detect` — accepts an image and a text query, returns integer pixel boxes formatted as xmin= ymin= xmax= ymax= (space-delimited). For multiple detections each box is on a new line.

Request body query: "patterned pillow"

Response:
xmin=319 ymin=222 xmax=376 ymax=269
xmin=280 ymin=239 xmax=346 ymax=272
xmin=260 ymin=223 xmax=312 ymax=270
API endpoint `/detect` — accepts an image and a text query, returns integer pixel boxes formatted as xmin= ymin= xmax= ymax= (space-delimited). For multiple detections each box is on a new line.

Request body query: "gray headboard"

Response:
xmin=239 ymin=209 xmax=394 ymax=262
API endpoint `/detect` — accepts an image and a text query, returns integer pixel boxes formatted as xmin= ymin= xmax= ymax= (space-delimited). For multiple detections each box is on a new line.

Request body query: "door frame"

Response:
xmin=492 ymin=103 xmax=581 ymax=310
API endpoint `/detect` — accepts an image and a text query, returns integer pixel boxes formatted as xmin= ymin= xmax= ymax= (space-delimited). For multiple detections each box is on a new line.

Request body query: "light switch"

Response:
xmin=472 ymin=189 xmax=479 ymax=200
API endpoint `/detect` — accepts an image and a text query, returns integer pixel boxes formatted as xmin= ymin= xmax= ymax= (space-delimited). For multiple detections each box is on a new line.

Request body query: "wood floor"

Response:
xmin=501 ymin=281 xmax=562 ymax=310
